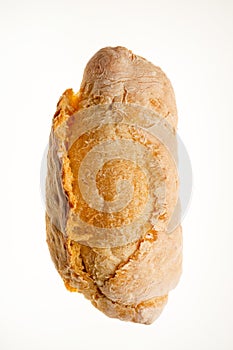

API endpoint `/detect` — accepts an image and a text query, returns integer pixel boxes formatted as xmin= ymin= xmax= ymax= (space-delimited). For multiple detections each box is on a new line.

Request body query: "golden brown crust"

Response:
xmin=79 ymin=47 xmax=177 ymax=130
xmin=46 ymin=213 xmax=168 ymax=324
xmin=45 ymin=46 xmax=182 ymax=324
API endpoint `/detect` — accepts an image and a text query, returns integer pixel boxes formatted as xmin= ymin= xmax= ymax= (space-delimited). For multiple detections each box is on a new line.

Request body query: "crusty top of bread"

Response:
xmin=53 ymin=46 xmax=177 ymax=131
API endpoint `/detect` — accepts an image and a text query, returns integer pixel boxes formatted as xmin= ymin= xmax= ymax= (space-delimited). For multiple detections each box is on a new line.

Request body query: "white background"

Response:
xmin=1 ymin=0 xmax=233 ymax=349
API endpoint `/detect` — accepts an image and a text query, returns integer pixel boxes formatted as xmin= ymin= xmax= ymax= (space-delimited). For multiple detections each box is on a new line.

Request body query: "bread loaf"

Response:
xmin=46 ymin=46 xmax=182 ymax=324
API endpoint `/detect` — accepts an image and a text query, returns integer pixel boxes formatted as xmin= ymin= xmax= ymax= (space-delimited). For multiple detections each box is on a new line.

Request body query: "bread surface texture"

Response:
xmin=46 ymin=46 xmax=182 ymax=324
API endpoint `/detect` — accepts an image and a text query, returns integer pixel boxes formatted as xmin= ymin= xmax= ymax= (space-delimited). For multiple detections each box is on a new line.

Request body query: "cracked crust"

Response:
xmin=46 ymin=213 xmax=168 ymax=324
xmin=45 ymin=46 xmax=182 ymax=324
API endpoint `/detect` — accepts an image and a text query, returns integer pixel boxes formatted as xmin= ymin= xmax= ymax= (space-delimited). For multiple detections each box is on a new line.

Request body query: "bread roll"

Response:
xmin=46 ymin=46 xmax=182 ymax=324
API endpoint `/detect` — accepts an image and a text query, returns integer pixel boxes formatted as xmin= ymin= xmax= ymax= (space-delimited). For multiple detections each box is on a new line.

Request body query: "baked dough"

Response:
xmin=45 ymin=46 xmax=182 ymax=324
